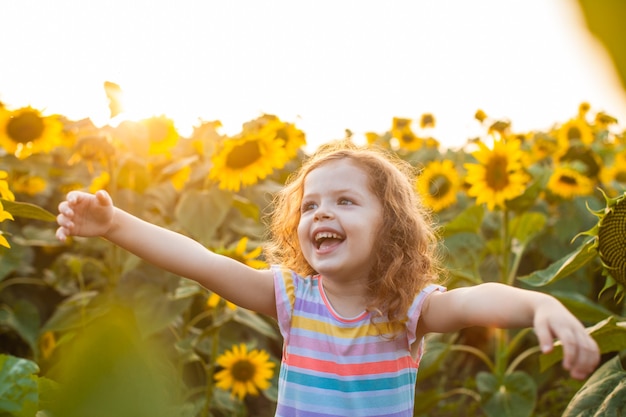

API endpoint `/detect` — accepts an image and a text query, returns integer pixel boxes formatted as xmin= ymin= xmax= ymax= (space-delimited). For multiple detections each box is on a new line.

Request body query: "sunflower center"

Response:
xmin=567 ymin=126 xmax=582 ymax=142
xmin=559 ymin=174 xmax=578 ymax=186
xmin=429 ymin=175 xmax=451 ymax=198
xmin=231 ymin=359 xmax=256 ymax=382
xmin=401 ymin=133 xmax=415 ymax=144
xmin=485 ymin=155 xmax=510 ymax=190
xmin=615 ymin=171 xmax=626 ymax=183
xmin=560 ymin=147 xmax=600 ymax=177
xmin=226 ymin=140 xmax=262 ymax=169
xmin=6 ymin=111 xmax=45 ymax=144
xmin=598 ymin=198 xmax=626 ymax=285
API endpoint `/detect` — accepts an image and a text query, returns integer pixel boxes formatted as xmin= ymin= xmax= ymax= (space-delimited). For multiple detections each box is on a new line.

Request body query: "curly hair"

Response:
xmin=265 ymin=140 xmax=442 ymax=327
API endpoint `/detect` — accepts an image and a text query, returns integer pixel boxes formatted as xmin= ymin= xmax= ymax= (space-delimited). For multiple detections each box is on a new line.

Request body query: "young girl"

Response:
xmin=56 ymin=141 xmax=599 ymax=417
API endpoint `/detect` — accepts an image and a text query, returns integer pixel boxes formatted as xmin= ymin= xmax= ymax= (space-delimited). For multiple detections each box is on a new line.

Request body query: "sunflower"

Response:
xmin=416 ymin=160 xmax=461 ymax=212
xmin=580 ymin=191 xmax=626 ymax=297
xmin=420 ymin=113 xmax=436 ymax=129
xmin=89 ymin=171 xmax=110 ymax=194
xmin=67 ymin=135 xmax=115 ymax=172
xmin=463 ymin=139 xmax=529 ymax=211
xmin=390 ymin=117 xmax=422 ymax=151
xmin=556 ymin=118 xmax=594 ymax=149
xmin=40 ymin=331 xmax=57 ymax=360
xmin=365 ymin=132 xmax=380 ymax=145
xmin=209 ymin=130 xmax=289 ymax=192
xmin=214 ymin=237 xmax=267 ymax=269
xmin=0 ymin=106 xmax=64 ymax=159
xmin=250 ymin=115 xmax=306 ymax=160
xmin=555 ymin=144 xmax=602 ymax=180
xmin=528 ymin=132 xmax=559 ymax=162
xmin=392 ymin=127 xmax=423 ymax=151
xmin=12 ymin=175 xmax=47 ymax=196
xmin=0 ymin=170 xmax=15 ymax=201
xmin=578 ymin=102 xmax=591 ymax=119
xmin=395 ymin=127 xmax=423 ymax=151
xmin=600 ymin=152 xmax=626 ymax=191
xmin=594 ymin=111 xmax=618 ymax=130
xmin=214 ymin=343 xmax=275 ymax=400
xmin=169 ymin=165 xmax=191 ymax=191
xmin=392 ymin=117 xmax=412 ymax=132
xmin=206 ymin=292 xmax=237 ymax=311
xmin=0 ymin=200 xmax=14 ymax=248
xmin=546 ymin=165 xmax=594 ymax=199
xmin=143 ymin=116 xmax=180 ymax=156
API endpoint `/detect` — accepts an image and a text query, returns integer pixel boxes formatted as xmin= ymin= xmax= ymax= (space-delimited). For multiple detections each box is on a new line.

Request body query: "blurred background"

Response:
xmin=1 ymin=0 xmax=625 ymax=150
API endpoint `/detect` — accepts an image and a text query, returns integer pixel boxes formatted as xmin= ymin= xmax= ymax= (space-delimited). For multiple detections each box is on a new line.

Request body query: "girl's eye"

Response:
xmin=301 ymin=201 xmax=317 ymax=212
xmin=339 ymin=198 xmax=353 ymax=205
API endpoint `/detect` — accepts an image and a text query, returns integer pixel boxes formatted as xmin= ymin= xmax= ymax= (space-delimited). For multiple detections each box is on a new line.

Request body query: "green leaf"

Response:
xmin=232 ymin=195 xmax=260 ymax=221
xmin=562 ymin=354 xmax=626 ymax=416
xmin=442 ymin=204 xmax=485 ymax=236
xmin=509 ymin=212 xmax=547 ymax=248
xmin=540 ymin=316 xmax=626 ymax=371
xmin=41 ymin=291 xmax=103 ymax=332
xmin=47 ymin=305 xmax=176 ymax=417
xmin=233 ymin=308 xmax=280 ymax=341
xmin=0 ymin=354 xmax=39 ymax=416
xmin=0 ymin=199 xmax=56 ymax=222
xmin=128 ymin=282 xmax=193 ymax=337
xmin=517 ymin=238 xmax=597 ymax=287
xmin=175 ymin=188 xmax=233 ymax=245
xmin=0 ymin=300 xmax=40 ymax=354
xmin=551 ymin=290 xmax=616 ymax=324
xmin=417 ymin=340 xmax=452 ymax=380
xmin=442 ymin=233 xmax=485 ymax=285
xmin=477 ymin=371 xmax=537 ymax=417
xmin=0 ymin=244 xmax=32 ymax=282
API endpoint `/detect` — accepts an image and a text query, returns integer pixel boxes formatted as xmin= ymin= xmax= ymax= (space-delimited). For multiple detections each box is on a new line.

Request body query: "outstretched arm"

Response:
xmin=417 ymin=282 xmax=600 ymax=380
xmin=56 ymin=190 xmax=276 ymax=317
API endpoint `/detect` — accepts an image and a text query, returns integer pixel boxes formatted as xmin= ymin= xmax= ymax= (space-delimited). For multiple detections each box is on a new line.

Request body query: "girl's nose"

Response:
xmin=314 ymin=205 xmax=333 ymax=221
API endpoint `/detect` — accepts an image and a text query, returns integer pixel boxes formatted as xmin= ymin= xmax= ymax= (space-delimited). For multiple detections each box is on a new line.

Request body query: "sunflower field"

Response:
xmin=0 ymin=96 xmax=626 ymax=417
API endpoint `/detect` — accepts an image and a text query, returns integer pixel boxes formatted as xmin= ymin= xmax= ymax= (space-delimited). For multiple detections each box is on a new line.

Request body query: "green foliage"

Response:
xmin=562 ymin=353 xmax=626 ymax=416
xmin=476 ymin=371 xmax=537 ymax=417
xmin=0 ymin=354 xmax=39 ymax=417
xmin=0 ymin=104 xmax=625 ymax=417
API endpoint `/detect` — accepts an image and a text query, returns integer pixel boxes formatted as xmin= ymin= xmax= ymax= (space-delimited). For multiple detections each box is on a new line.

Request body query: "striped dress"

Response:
xmin=272 ymin=265 xmax=445 ymax=417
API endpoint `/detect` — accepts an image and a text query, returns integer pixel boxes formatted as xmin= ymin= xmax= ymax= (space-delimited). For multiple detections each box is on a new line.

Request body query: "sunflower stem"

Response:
xmin=201 ymin=316 xmax=221 ymax=417
xmin=494 ymin=208 xmax=512 ymax=376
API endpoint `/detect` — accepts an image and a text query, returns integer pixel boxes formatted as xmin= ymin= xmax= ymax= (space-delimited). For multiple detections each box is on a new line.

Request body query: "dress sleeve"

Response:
xmin=272 ymin=265 xmax=297 ymax=340
xmin=406 ymin=284 xmax=446 ymax=347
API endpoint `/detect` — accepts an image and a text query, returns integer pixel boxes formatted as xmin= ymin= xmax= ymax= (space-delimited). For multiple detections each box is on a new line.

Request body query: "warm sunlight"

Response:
xmin=0 ymin=0 xmax=625 ymax=150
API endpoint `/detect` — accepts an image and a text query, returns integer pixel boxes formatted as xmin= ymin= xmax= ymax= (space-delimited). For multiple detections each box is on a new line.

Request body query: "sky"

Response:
xmin=1 ymin=0 xmax=625 ymax=150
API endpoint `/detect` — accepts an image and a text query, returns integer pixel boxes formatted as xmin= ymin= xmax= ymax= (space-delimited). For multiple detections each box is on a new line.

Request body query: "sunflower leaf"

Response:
xmin=175 ymin=189 xmax=233 ymax=245
xmin=476 ymin=370 xmax=537 ymax=417
xmin=0 ymin=354 xmax=39 ymax=416
xmin=561 ymin=354 xmax=626 ymax=416
xmin=517 ymin=238 xmax=597 ymax=287
xmin=442 ymin=204 xmax=485 ymax=236
xmin=0 ymin=198 xmax=56 ymax=222
xmin=509 ymin=212 xmax=547 ymax=248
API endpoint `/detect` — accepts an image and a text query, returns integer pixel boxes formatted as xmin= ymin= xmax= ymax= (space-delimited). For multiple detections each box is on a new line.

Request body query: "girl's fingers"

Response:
xmin=56 ymin=226 xmax=68 ymax=241
xmin=533 ymin=320 xmax=554 ymax=354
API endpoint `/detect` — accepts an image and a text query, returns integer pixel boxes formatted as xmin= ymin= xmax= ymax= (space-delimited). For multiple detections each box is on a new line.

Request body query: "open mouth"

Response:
xmin=314 ymin=231 xmax=345 ymax=250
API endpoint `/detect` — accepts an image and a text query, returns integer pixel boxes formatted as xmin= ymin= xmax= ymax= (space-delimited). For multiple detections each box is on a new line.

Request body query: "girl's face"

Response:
xmin=297 ymin=158 xmax=383 ymax=282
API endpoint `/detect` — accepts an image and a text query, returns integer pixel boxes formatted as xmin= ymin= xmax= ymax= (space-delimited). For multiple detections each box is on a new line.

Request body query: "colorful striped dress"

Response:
xmin=272 ymin=265 xmax=445 ymax=417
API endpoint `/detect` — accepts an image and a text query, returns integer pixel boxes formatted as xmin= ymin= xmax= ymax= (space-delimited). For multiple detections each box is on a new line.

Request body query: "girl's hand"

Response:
xmin=533 ymin=299 xmax=600 ymax=380
xmin=56 ymin=190 xmax=115 ymax=241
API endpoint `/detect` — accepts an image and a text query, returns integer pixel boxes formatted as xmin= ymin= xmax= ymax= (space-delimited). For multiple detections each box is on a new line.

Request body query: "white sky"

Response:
xmin=1 ymin=0 xmax=625 ymax=150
